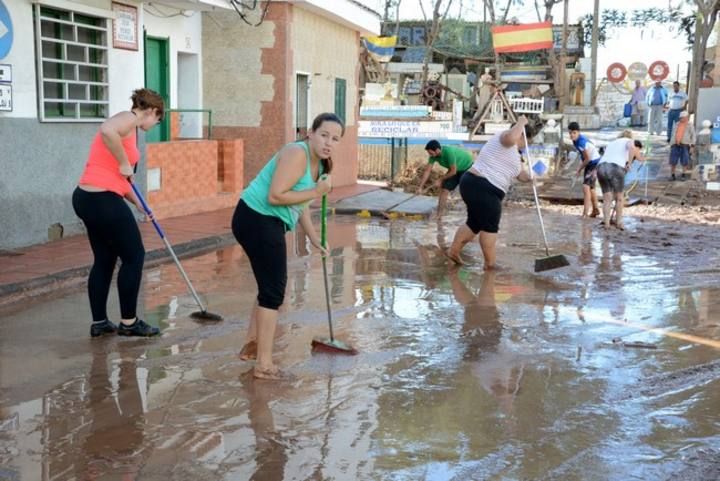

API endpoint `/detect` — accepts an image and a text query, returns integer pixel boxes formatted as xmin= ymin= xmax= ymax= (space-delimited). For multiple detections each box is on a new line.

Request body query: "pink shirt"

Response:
xmin=78 ymin=130 xmax=139 ymax=196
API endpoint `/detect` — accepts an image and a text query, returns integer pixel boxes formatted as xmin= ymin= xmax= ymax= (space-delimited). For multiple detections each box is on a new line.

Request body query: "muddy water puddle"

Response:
xmin=1 ymin=206 xmax=720 ymax=480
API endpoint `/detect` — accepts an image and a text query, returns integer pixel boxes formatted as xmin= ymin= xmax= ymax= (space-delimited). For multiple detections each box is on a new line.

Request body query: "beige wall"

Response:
xmin=202 ymin=13 xmax=275 ymax=127
xmin=292 ymin=7 xmax=359 ymax=128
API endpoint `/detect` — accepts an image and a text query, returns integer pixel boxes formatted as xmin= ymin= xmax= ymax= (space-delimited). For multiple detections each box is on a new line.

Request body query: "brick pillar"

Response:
xmin=218 ymin=139 xmax=244 ymax=193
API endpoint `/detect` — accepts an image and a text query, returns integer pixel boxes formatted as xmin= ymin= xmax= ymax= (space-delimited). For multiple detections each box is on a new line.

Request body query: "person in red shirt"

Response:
xmin=72 ymin=88 xmax=164 ymax=337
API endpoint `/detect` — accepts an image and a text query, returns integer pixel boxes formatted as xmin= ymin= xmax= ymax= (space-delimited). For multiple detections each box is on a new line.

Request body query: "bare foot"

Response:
xmin=483 ymin=264 xmax=506 ymax=272
xmin=238 ymin=340 xmax=257 ymax=361
xmin=253 ymin=365 xmax=292 ymax=381
xmin=444 ymin=249 xmax=464 ymax=265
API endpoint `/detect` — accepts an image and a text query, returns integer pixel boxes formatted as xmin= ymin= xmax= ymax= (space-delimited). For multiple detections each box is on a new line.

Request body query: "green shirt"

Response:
xmin=428 ymin=145 xmax=473 ymax=172
xmin=241 ymin=141 xmax=322 ymax=231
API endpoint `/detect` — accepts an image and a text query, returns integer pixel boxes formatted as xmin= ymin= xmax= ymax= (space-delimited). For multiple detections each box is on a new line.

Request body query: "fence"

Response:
xmin=358 ymin=138 xmax=409 ymax=181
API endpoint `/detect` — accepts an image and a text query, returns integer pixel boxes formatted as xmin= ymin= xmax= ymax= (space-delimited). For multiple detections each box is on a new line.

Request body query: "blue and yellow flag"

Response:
xmin=363 ymin=36 xmax=397 ymax=63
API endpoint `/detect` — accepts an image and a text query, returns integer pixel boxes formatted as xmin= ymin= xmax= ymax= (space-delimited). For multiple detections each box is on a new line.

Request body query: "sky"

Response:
xmin=356 ymin=0 xmax=697 ymax=82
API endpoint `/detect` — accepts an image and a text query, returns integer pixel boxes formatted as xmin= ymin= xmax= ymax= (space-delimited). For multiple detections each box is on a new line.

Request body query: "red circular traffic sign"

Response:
xmin=648 ymin=61 xmax=670 ymax=81
xmin=607 ymin=63 xmax=627 ymax=83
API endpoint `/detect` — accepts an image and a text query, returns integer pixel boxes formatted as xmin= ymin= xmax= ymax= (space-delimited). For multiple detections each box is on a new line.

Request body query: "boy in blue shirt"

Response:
xmin=569 ymin=122 xmax=601 ymax=217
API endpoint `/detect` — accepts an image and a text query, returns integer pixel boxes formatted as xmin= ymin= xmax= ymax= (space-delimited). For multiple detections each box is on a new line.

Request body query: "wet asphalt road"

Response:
xmin=1 ymin=205 xmax=719 ymax=480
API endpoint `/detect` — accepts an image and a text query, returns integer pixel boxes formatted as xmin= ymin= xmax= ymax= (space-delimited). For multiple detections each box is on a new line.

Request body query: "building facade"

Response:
xmin=203 ymin=0 xmax=380 ymax=187
xmin=0 ymin=0 xmax=240 ymax=249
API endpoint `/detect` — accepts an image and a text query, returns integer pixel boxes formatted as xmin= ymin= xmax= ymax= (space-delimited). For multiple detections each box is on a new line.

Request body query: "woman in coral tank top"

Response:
xmin=72 ymin=88 xmax=164 ymax=338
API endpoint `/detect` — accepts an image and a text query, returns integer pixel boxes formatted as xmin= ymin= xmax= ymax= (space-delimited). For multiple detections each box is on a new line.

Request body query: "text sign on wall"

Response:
xmin=112 ymin=2 xmax=138 ymax=51
xmin=359 ymin=120 xmax=453 ymax=138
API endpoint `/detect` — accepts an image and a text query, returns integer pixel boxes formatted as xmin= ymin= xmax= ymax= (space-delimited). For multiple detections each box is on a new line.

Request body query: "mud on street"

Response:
xmin=1 ymin=205 xmax=720 ymax=481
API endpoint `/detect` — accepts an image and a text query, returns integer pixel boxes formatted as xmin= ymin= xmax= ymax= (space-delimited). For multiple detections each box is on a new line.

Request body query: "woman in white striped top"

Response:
xmin=447 ymin=115 xmax=534 ymax=269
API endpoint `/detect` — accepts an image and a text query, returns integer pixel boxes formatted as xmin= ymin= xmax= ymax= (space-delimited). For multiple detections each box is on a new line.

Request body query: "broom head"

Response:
xmin=190 ymin=310 xmax=224 ymax=322
xmin=311 ymin=337 xmax=359 ymax=355
xmin=534 ymin=254 xmax=570 ymax=273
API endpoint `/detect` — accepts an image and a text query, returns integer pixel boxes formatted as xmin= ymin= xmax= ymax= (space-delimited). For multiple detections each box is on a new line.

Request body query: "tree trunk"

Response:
xmin=688 ymin=3 xmax=719 ymax=115
xmin=421 ymin=0 xmax=453 ymax=86
xmin=558 ymin=0 xmax=569 ymax=110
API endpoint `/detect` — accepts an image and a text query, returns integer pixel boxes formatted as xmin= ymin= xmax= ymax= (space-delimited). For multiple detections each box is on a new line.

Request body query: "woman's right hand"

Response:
xmin=316 ymin=175 xmax=332 ymax=196
xmin=119 ymin=162 xmax=134 ymax=180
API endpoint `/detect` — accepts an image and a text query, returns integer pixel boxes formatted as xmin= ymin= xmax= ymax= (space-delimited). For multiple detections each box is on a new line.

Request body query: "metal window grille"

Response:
xmin=34 ymin=4 xmax=109 ymax=122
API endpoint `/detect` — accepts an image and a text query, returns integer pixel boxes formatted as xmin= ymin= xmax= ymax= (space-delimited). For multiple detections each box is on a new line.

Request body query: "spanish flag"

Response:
xmin=491 ymin=22 xmax=553 ymax=54
xmin=363 ymin=36 xmax=397 ymax=63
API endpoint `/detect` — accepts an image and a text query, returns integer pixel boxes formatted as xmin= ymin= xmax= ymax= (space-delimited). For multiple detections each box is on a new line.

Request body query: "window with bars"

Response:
xmin=34 ymin=5 xmax=109 ymax=121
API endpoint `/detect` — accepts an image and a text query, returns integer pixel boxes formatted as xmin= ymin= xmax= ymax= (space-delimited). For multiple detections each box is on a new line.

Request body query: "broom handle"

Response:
xmin=321 ymin=193 xmax=335 ymax=341
xmin=522 ymin=130 xmax=552 ymax=257
xmin=130 ymin=182 xmax=208 ymax=312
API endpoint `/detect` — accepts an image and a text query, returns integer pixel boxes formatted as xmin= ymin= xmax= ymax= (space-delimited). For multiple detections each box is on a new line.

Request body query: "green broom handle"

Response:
xmin=321 ymin=193 xmax=328 ymax=250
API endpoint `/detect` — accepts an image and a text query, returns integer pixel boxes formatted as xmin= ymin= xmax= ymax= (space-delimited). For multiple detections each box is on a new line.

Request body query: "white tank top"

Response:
xmin=472 ymin=133 xmax=521 ymax=193
xmin=599 ymin=138 xmax=632 ymax=168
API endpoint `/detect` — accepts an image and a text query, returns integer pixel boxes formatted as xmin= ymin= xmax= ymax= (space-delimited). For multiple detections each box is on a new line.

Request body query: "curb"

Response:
xmin=0 ymin=233 xmax=236 ymax=310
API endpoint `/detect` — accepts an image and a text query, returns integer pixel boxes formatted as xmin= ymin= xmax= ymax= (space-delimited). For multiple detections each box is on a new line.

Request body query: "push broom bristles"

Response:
xmin=311 ymin=338 xmax=359 ymax=355
xmin=190 ymin=310 xmax=224 ymax=322
xmin=534 ymin=254 xmax=570 ymax=273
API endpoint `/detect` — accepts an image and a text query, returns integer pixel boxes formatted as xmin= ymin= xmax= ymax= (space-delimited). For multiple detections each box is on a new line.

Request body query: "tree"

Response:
xmin=534 ymin=0 xmax=562 ymax=22
xmin=418 ymin=0 xmax=455 ymax=85
xmin=688 ymin=0 xmax=720 ymax=114
xmin=482 ymin=0 xmax=526 ymax=24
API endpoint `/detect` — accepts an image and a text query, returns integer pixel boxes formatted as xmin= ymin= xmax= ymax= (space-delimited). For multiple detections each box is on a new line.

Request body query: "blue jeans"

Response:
xmin=667 ymin=109 xmax=681 ymax=141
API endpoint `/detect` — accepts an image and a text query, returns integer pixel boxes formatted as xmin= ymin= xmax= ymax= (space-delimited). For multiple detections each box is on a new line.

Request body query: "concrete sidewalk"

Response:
xmin=0 ymin=183 xmax=380 ymax=307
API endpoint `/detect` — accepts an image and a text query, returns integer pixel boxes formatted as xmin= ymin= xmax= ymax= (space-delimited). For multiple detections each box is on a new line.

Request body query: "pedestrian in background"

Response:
xmin=446 ymin=115 xmax=534 ymax=270
xmin=666 ymin=81 xmax=688 ymax=143
xmin=669 ymin=111 xmax=695 ymax=181
xmin=418 ymin=140 xmax=474 ymax=219
xmin=645 ymin=80 xmax=668 ymax=137
xmin=568 ymin=121 xmax=601 ymax=218
xmin=629 ymin=80 xmax=647 ymax=127
xmin=596 ymin=131 xmax=644 ymax=230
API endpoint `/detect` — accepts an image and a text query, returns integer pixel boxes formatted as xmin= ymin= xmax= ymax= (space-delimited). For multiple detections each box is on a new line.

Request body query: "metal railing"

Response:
xmin=358 ymin=138 xmax=409 ymax=181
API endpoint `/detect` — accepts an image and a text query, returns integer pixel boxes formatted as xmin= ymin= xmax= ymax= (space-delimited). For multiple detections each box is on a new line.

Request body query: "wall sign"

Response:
xmin=112 ymin=2 xmax=138 ymax=51
xmin=359 ymin=120 xmax=453 ymax=138
xmin=0 ymin=63 xmax=10 ymax=82
xmin=0 ymin=0 xmax=13 ymax=60
xmin=0 ymin=83 xmax=11 ymax=111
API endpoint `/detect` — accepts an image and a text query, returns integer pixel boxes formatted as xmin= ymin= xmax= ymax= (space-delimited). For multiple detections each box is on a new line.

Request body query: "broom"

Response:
xmin=311 ymin=193 xmax=358 ymax=355
xmin=130 ymin=183 xmax=223 ymax=321
xmin=522 ymin=130 xmax=571 ymax=273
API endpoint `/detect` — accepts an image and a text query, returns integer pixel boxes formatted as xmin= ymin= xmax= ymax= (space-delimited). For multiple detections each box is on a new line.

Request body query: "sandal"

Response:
xmin=615 ymin=223 xmax=625 ymax=231
xmin=253 ymin=365 xmax=293 ymax=381
xmin=238 ymin=340 xmax=257 ymax=361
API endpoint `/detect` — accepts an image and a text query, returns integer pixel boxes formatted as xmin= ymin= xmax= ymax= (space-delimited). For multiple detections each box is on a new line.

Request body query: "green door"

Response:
xmin=144 ymin=36 xmax=170 ymax=142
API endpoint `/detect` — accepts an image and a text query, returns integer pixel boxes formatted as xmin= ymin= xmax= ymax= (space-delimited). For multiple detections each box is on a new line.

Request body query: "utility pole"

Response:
xmin=590 ymin=0 xmax=600 ymax=106
xmin=558 ymin=0 xmax=569 ymax=110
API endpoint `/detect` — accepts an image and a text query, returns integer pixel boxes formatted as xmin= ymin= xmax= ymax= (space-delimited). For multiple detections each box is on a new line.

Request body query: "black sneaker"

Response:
xmin=90 ymin=320 xmax=117 ymax=337
xmin=117 ymin=319 xmax=160 ymax=337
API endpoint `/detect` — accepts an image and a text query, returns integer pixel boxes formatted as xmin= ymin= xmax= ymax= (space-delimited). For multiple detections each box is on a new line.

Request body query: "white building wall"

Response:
xmin=3 ymin=0 xmax=39 ymax=118
xmin=292 ymin=6 xmax=360 ymax=128
xmin=142 ymin=8 xmax=203 ymax=110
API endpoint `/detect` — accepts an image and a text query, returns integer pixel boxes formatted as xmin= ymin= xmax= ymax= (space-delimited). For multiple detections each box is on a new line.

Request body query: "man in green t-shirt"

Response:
xmin=418 ymin=140 xmax=474 ymax=218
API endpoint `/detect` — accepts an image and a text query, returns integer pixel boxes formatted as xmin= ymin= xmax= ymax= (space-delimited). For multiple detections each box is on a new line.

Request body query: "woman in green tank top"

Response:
xmin=231 ymin=113 xmax=344 ymax=380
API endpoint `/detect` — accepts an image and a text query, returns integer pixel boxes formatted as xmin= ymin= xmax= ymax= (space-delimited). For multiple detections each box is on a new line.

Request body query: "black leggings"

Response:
xmin=72 ymin=188 xmax=145 ymax=322
xmin=232 ymin=200 xmax=287 ymax=310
